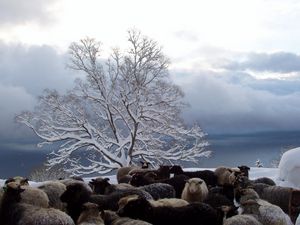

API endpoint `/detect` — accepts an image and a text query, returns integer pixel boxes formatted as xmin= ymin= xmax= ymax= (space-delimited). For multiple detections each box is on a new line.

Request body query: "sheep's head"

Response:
xmin=185 ymin=178 xmax=207 ymax=194
xmin=238 ymin=165 xmax=250 ymax=176
xmin=157 ymin=165 xmax=171 ymax=179
xmin=5 ymin=176 xmax=29 ymax=186
xmin=117 ymin=197 xmax=152 ymax=220
xmin=239 ymin=188 xmax=259 ymax=205
xmin=169 ymin=165 xmax=183 ymax=174
xmin=89 ymin=177 xmax=110 ymax=194
xmin=2 ymin=182 xmax=25 ymax=202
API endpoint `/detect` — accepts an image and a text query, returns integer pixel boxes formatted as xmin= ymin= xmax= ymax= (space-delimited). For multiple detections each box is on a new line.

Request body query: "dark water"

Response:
xmin=198 ymin=130 xmax=300 ymax=168
xmin=0 ymin=131 xmax=300 ymax=178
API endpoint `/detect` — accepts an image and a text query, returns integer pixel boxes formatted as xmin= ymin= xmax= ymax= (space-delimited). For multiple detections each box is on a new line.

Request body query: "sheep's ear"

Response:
xmin=89 ymin=179 xmax=95 ymax=184
xmin=104 ymin=178 xmax=110 ymax=182
xmin=4 ymin=178 xmax=14 ymax=184
xmin=21 ymin=178 xmax=29 ymax=185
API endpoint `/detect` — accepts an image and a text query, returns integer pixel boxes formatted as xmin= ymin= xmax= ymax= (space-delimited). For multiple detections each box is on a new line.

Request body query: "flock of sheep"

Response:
xmin=0 ymin=162 xmax=300 ymax=225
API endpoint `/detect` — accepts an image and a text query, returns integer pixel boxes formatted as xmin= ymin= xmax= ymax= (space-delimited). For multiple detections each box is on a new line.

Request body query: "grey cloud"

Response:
xmin=172 ymin=69 xmax=300 ymax=134
xmin=0 ymin=83 xmax=35 ymax=139
xmin=0 ymin=42 xmax=83 ymax=95
xmin=0 ymin=0 xmax=58 ymax=26
xmin=0 ymin=42 xmax=83 ymax=139
xmin=225 ymin=52 xmax=300 ymax=73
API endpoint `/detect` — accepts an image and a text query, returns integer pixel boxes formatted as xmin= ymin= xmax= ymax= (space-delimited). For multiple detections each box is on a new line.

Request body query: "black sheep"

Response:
xmin=169 ymin=165 xmax=218 ymax=187
xmin=60 ymin=182 xmax=153 ymax=222
xmin=209 ymin=184 xmax=235 ymax=203
xmin=130 ymin=173 xmax=188 ymax=198
xmin=118 ymin=197 xmax=221 ymax=225
xmin=204 ymin=192 xmax=238 ymax=218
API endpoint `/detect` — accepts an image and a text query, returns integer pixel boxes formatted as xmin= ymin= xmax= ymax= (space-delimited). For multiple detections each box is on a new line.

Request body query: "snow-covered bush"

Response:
xmin=278 ymin=147 xmax=300 ymax=188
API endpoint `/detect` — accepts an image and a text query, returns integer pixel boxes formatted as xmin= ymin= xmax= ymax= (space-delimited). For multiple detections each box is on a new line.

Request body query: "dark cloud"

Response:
xmin=0 ymin=0 xmax=59 ymax=26
xmin=0 ymin=42 xmax=83 ymax=139
xmin=224 ymin=52 xmax=300 ymax=73
xmin=172 ymin=69 xmax=300 ymax=134
xmin=0 ymin=42 xmax=82 ymax=95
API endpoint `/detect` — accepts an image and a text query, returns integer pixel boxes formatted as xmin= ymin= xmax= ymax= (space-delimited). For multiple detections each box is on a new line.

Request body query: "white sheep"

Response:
xmin=181 ymin=178 xmax=208 ymax=203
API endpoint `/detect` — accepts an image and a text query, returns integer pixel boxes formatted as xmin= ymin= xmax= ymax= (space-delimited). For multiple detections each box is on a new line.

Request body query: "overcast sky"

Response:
xmin=1 ymin=0 xmax=300 ymax=144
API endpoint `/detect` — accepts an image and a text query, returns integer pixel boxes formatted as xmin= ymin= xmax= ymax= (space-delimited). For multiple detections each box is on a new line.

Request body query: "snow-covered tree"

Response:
xmin=17 ymin=30 xmax=210 ymax=175
xmin=256 ymin=159 xmax=264 ymax=168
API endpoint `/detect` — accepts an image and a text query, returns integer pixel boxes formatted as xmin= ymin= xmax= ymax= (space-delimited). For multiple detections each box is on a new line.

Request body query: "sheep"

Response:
xmin=209 ymin=184 xmax=235 ymax=203
xmin=19 ymin=185 xmax=50 ymax=208
xmin=3 ymin=176 xmax=50 ymax=208
xmin=169 ymin=165 xmax=217 ymax=187
xmin=234 ymin=175 xmax=275 ymax=189
xmin=59 ymin=178 xmax=93 ymax=193
xmin=181 ymin=178 xmax=209 ymax=203
xmin=129 ymin=165 xmax=172 ymax=180
xmin=203 ymin=192 xmax=238 ymax=218
xmin=241 ymin=199 xmax=293 ymax=225
xmin=117 ymin=196 xmax=221 ymax=225
xmin=118 ymin=194 xmax=189 ymax=210
xmin=214 ymin=166 xmax=241 ymax=186
xmin=116 ymin=161 xmax=150 ymax=183
xmin=37 ymin=180 xmax=67 ymax=211
xmin=89 ymin=177 xmax=133 ymax=194
xmin=259 ymin=185 xmax=294 ymax=214
xmin=101 ymin=210 xmax=152 ymax=225
xmin=77 ymin=202 xmax=105 ymax=225
xmin=235 ymin=178 xmax=295 ymax=215
xmin=0 ymin=181 xmax=75 ymax=225
xmin=60 ymin=182 xmax=153 ymax=222
xmin=130 ymin=173 xmax=189 ymax=198
xmin=253 ymin=177 xmax=276 ymax=186
xmin=89 ymin=177 xmax=175 ymax=200
xmin=149 ymin=198 xmax=189 ymax=207
xmin=239 ymin=188 xmax=293 ymax=225
xmin=223 ymin=214 xmax=263 ymax=225
xmin=138 ymin=183 xmax=176 ymax=200
xmin=4 ymin=176 xmax=29 ymax=186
